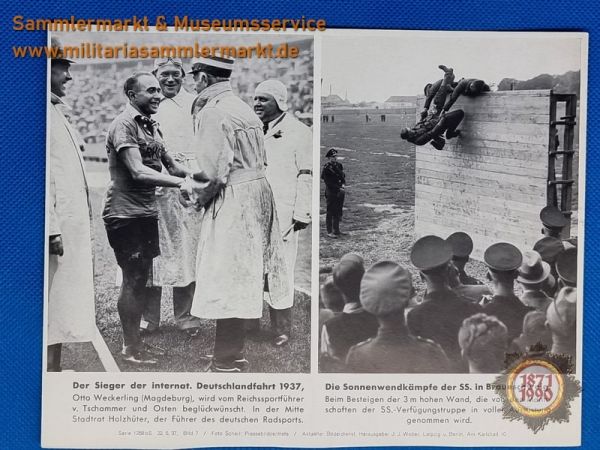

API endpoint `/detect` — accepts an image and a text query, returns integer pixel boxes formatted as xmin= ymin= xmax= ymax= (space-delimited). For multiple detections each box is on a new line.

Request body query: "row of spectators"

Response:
xmin=65 ymin=53 xmax=313 ymax=143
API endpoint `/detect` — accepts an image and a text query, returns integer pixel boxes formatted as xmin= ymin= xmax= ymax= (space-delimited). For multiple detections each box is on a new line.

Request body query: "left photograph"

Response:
xmin=45 ymin=31 xmax=314 ymax=373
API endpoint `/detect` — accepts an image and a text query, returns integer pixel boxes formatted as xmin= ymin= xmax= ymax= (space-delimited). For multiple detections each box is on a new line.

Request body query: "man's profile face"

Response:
xmin=192 ymin=71 xmax=208 ymax=94
xmin=130 ymin=75 xmax=162 ymax=116
xmin=155 ymin=63 xmax=184 ymax=99
xmin=50 ymin=61 xmax=72 ymax=98
xmin=253 ymin=94 xmax=281 ymax=124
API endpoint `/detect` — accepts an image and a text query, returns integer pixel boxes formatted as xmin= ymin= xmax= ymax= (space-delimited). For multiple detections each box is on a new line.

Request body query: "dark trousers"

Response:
xmin=326 ymin=214 xmax=341 ymax=234
xmin=117 ymin=257 xmax=153 ymax=350
xmin=47 ymin=344 xmax=62 ymax=372
xmin=142 ymin=282 xmax=199 ymax=331
xmin=269 ymin=307 xmax=292 ymax=336
xmin=440 ymin=109 xmax=464 ymax=138
xmin=244 ymin=306 xmax=292 ymax=336
xmin=214 ymin=318 xmax=246 ymax=364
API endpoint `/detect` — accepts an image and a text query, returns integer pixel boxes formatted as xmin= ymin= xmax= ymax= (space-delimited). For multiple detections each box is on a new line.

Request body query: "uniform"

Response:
xmin=320 ymin=304 xmax=378 ymax=362
xmin=321 ymin=152 xmax=346 ymax=235
xmin=483 ymin=294 xmax=534 ymax=342
xmin=346 ymin=330 xmax=450 ymax=373
xmin=407 ymin=290 xmax=481 ymax=371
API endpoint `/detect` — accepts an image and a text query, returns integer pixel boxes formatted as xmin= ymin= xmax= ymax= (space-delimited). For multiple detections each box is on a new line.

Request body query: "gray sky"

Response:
xmin=321 ymin=33 xmax=584 ymax=102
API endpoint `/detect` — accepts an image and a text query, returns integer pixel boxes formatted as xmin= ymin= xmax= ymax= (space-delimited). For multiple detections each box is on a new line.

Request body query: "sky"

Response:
xmin=321 ymin=32 xmax=585 ymax=103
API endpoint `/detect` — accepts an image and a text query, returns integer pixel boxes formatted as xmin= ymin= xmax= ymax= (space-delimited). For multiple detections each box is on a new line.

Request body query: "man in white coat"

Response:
xmin=139 ymin=57 xmax=203 ymax=336
xmin=47 ymin=37 xmax=96 ymax=371
xmin=253 ymin=79 xmax=312 ymax=346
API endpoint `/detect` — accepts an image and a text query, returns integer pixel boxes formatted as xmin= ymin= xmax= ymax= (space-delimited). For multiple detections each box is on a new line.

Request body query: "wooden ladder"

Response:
xmin=547 ymin=92 xmax=577 ymax=234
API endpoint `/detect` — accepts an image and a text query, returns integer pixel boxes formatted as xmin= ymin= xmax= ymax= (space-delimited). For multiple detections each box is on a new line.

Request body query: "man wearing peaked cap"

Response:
xmin=320 ymin=254 xmax=378 ymax=364
xmin=537 ymin=205 xmax=577 ymax=250
xmin=556 ymin=247 xmax=577 ymax=288
xmin=187 ymin=52 xmax=290 ymax=372
xmin=321 ymin=148 xmax=346 ymax=237
xmin=345 ymin=261 xmax=450 ymax=373
xmin=482 ymin=243 xmax=534 ymax=342
xmin=406 ymin=236 xmax=482 ymax=372
xmin=448 ymin=261 xmax=491 ymax=305
xmin=446 ymin=231 xmax=484 ymax=285
xmin=517 ymin=250 xmax=553 ymax=312
xmin=546 ymin=287 xmax=577 ymax=363
xmin=540 ymin=205 xmax=569 ymax=237
xmin=47 ymin=36 xmax=96 ymax=371
xmin=533 ymin=236 xmax=564 ymax=297
xmin=251 ymin=79 xmax=313 ymax=346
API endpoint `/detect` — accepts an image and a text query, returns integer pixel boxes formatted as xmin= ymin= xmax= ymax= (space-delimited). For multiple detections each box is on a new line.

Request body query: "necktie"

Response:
xmin=263 ymin=122 xmax=269 ymax=135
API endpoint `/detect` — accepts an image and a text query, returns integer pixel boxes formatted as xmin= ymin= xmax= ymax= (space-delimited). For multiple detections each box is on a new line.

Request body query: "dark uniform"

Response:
xmin=406 ymin=290 xmax=481 ymax=371
xmin=482 ymin=242 xmax=533 ymax=342
xmin=483 ymin=295 xmax=534 ymax=342
xmin=346 ymin=328 xmax=450 ymax=373
xmin=446 ymin=231 xmax=484 ymax=285
xmin=320 ymin=309 xmax=379 ymax=362
xmin=321 ymin=148 xmax=346 ymax=235
xmin=401 ymin=110 xmax=464 ymax=150
xmin=441 ymin=78 xmax=489 ymax=112
xmin=454 ymin=283 xmax=491 ymax=304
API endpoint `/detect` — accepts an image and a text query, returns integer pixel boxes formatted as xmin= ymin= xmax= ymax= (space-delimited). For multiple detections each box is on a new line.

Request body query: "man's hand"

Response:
xmin=49 ymin=235 xmax=64 ymax=256
xmin=293 ymin=219 xmax=309 ymax=231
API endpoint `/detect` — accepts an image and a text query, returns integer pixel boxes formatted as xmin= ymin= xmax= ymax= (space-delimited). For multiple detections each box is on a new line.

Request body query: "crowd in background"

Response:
xmin=65 ymin=53 xmax=313 ymax=143
xmin=319 ymin=205 xmax=578 ymax=374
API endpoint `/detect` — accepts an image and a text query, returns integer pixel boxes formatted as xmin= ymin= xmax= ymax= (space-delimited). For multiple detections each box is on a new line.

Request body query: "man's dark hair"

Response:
xmin=123 ymin=72 xmax=154 ymax=97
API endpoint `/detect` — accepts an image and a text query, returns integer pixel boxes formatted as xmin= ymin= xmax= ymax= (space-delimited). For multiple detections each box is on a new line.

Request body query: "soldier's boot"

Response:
xmin=446 ymin=129 xmax=462 ymax=139
xmin=431 ymin=137 xmax=446 ymax=150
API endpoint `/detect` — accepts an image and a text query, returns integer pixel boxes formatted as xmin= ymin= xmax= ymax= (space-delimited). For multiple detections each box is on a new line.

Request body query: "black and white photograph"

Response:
xmin=45 ymin=31 xmax=314 ymax=373
xmin=318 ymin=32 xmax=585 ymax=374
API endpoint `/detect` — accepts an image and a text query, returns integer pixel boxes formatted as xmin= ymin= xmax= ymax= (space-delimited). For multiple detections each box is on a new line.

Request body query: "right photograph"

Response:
xmin=318 ymin=32 xmax=585 ymax=374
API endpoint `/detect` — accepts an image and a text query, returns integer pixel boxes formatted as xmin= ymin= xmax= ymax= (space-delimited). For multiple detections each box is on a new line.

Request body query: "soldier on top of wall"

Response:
xmin=400 ymin=66 xmax=464 ymax=151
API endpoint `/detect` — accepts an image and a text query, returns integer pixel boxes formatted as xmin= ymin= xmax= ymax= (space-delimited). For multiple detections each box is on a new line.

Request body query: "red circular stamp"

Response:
xmin=507 ymin=359 xmax=564 ymax=418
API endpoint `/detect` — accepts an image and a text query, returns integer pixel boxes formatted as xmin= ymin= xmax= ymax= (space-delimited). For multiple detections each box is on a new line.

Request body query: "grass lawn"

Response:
xmin=61 ymin=185 xmax=311 ymax=373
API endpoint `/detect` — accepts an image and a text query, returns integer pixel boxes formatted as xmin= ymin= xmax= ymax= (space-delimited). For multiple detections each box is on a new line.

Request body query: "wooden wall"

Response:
xmin=415 ymin=90 xmax=553 ymax=260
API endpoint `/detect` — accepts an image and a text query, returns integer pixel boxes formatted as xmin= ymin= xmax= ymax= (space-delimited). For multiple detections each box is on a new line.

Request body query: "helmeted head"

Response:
xmin=466 ymin=79 xmax=489 ymax=95
xmin=400 ymin=128 xmax=410 ymax=140
xmin=152 ymin=57 xmax=185 ymax=99
xmin=254 ymin=79 xmax=288 ymax=124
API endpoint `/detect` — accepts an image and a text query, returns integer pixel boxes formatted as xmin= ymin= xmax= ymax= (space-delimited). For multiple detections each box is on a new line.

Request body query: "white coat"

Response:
xmin=47 ymin=94 xmax=96 ymax=345
xmin=264 ymin=113 xmax=312 ymax=302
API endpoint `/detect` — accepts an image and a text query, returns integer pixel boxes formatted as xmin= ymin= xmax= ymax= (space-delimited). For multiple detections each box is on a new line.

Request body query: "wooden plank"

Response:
xmin=467 ymin=112 xmax=550 ymax=125
xmin=416 ymin=175 xmax=545 ymax=205
xmin=415 ymin=222 xmax=540 ymax=262
xmin=416 ymin=168 xmax=547 ymax=197
xmin=435 ymin=143 xmax=547 ymax=162
xmin=416 ymin=184 xmax=545 ymax=216
xmin=416 ymin=196 xmax=541 ymax=230
xmin=416 ymin=159 xmax=546 ymax=183
xmin=459 ymin=120 xmax=549 ymax=138
xmin=418 ymin=151 xmax=547 ymax=177
xmin=415 ymin=207 xmax=539 ymax=242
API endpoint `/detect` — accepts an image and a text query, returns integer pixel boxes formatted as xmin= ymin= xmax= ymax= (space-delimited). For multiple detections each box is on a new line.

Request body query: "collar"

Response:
xmin=125 ymin=102 xmax=150 ymax=121
xmin=266 ymin=112 xmax=286 ymax=132
xmin=50 ymin=92 xmax=71 ymax=110
xmin=196 ymin=81 xmax=232 ymax=105
xmin=423 ymin=289 xmax=460 ymax=303
xmin=161 ymin=89 xmax=191 ymax=108
xmin=343 ymin=302 xmax=364 ymax=314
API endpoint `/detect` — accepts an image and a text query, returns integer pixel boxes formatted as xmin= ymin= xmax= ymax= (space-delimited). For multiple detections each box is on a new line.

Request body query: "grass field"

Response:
xmin=319 ymin=117 xmax=489 ymax=289
xmin=61 ymin=164 xmax=311 ymax=373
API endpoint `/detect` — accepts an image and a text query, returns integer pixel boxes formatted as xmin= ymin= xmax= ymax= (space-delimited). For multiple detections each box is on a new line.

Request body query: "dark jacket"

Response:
xmin=483 ymin=294 xmax=534 ymax=342
xmin=346 ymin=326 xmax=450 ymax=373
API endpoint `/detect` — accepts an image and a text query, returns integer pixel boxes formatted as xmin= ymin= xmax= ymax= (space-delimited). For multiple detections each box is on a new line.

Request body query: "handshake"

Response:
xmin=179 ymin=171 xmax=225 ymax=208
